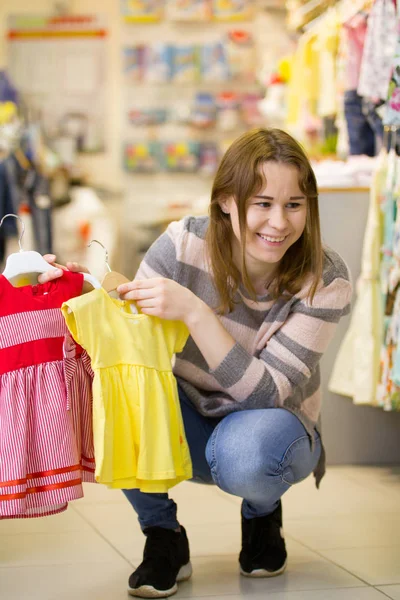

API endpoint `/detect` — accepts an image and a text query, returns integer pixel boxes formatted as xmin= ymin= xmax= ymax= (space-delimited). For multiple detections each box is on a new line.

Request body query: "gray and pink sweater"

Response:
xmin=136 ymin=216 xmax=352 ymax=485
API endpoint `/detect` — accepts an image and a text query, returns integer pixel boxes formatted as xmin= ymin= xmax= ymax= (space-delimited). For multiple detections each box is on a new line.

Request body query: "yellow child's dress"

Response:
xmin=61 ymin=288 xmax=192 ymax=493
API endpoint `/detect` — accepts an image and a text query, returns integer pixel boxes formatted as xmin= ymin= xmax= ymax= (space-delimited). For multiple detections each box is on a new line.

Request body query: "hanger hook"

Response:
xmin=0 ymin=213 xmax=25 ymax=252
xmin=87 ymin=239 xmax=111 ymax=272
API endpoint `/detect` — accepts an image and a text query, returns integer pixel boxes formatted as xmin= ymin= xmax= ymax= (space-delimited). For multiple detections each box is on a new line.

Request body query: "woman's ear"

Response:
xmin=219 ymin=201 xmax=230 ymax=215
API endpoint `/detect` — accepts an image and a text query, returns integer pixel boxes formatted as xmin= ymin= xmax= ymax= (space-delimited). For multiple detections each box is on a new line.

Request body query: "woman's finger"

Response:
xmin=66 ymin=262 xmax=90 ymax=274
xmin=120 ymin=290 xmax=146 ymax=301
xmin=136 ymin=299 xmax=157 ymax=309
xmin=43 ymin=254 xmax=56 ymax=264
xmin=38 ymin=268 xmax=64 ymax=284
xmin=43 ymin=254 xmax=68 ymax=271
xmin=139 ymin=306 xmax=159 ymax=316
xmin=117 ymin=278 xmax=160 ymax=295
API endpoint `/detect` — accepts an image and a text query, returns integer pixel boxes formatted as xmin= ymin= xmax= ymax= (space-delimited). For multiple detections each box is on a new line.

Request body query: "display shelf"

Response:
xmin=120 ymin=5 xmax=291 ymax=192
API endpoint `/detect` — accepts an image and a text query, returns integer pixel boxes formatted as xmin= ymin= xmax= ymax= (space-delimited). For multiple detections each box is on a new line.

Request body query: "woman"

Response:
xmin=42 ymin=128 xmax=352 ymax=598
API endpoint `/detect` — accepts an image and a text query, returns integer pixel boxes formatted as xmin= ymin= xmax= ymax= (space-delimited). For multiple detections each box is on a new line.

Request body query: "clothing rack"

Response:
xmin=288 ymin=0 xmax=372 ymax=31
xmin=302 ymin=0 xmax=372 ymax=32
xmin=329 ymin=124 xmax=400 ymax=411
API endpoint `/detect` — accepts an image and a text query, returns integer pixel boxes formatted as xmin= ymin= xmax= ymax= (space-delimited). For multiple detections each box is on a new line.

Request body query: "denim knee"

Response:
xmin=280 ymin=434 xmax=321 ymax=485
xmin=204 ymin=414 xmax=282 ymax=495
xmin=204 ymin=409 xmax=321 ymax=498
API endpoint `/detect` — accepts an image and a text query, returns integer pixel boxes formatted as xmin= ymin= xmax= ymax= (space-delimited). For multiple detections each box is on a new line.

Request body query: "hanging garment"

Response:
xmin=0 ymin=158 xmax=18 ymax=263
xmin=329 ymin=149 xmax=387 ymax=404
xmin=343 ymin=11 xmax=368 ymax=92
xmin=380 ymin=146 xmax=399 ymax=299
xmin=384 ymin=15 xmax=400 ymax=126
xmin=0 ymin=271 xmax=95 ymax=519
xmin=389 ymin=184 xmax=400 ymax=393
xmin=286 ymin=30 xmax=320 ymax=138
xmin=344 ymin=90 xmax=377 ymax=156
xmin=12 ymin=155 xmax=53 ymax=255
xmin=316 ymin=8 xmax=340 ymax=118
xmin=358 ymin=0 xmax=397 ymax=101
xmin=378 ymin=156 xmax=400 ymax=410
xmin=61 ymin=288 xmax=192 ymax=493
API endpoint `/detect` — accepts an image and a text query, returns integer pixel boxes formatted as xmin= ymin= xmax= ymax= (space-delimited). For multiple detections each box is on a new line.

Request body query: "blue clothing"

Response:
xmin=344 ymin=90 xmax=384 ymax=156
xmin=123 ymin=386 xmax=321 ymax=530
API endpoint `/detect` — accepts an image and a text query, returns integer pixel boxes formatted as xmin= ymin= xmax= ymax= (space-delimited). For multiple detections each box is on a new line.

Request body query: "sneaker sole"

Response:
xmin=128 ymin=562 xmax=193 ymax=598
xmin=240 ymin=559 xmax=287 ymax=578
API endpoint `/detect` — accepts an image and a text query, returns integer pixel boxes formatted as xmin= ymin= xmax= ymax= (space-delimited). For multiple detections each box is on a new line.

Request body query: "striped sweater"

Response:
xmin=136 ymin=216 xmax=352 ymax=485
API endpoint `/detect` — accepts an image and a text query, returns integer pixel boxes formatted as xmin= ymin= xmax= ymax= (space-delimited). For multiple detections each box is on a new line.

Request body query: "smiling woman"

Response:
xmin=40 ymin=127 xmax=352 ymax=599
xmin=207 ymin=128 xmax=322 ymax=314
xmin=221 ymin=161 xmax=308 ymax=296
xmin=114 ymin=128 xmax=351 ymax=598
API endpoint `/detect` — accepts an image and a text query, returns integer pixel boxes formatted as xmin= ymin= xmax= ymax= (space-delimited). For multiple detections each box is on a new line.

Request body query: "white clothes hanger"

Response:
xmin=0 ymin=213 xmax=101 ymax=289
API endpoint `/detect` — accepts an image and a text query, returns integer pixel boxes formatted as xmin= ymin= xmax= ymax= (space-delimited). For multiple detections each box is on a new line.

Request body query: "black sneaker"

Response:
xmin=239 ymin=501 xmax=287 ymax=577
xmin=128 ymin=525 xmax=192 ymax=598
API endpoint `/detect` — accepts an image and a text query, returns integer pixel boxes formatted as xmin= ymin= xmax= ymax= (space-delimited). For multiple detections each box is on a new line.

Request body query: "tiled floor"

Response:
xmin=1 ymin=466 xmax=400 ymax=599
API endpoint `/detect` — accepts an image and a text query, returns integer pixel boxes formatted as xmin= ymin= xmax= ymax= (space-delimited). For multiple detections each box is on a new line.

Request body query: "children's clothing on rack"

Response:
xmin=0 ymin=271 xmax=95 ymax=519
xmin=329 ymin=148 xmax=386 ymax=403
xmin=357 ymin=0 xmax=397 ymax=101
xmin=62 ymin=288 xmax=192 ymax=493
xmin=330 ymin=126 xmax=400 ymax=412
xmin=377 ymin=154 xmax=400 ymax=410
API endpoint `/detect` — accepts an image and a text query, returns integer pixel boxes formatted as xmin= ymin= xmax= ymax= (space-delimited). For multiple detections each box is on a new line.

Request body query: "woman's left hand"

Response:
xmin=117 ymin=277 xmax=202 ymax=323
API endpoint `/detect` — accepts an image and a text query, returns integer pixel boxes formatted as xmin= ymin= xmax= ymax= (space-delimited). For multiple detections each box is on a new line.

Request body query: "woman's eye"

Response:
xmin=286 ymin=203 xmax=301 ymax=209
xmin=256 ymin=202 xmax=271 ymax=208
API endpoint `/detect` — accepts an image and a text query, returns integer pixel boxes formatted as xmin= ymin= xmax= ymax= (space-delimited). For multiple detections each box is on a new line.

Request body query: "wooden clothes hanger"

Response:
xmin=87 ymin=239 xmax=137 ymax=313
xmin=87 ymin=239 xmax=130 ymax=291
xmin=0 ymin=213 xmax=101 ymax=290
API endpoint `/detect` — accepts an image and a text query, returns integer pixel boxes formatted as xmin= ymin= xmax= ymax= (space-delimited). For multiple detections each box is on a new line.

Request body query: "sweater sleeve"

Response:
xmin=135 ymin=219 xmax=186 ymax=281
xmin=209 ymin=269 xmax=352 ymax=408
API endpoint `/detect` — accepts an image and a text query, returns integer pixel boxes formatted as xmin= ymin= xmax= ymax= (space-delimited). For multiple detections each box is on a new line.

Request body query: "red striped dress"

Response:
xmin=0 ymin=271 xmax=95 ymax=519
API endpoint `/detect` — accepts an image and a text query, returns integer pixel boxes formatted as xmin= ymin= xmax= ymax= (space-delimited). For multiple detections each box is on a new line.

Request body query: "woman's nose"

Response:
xmin=268 ymin=208 xmax=287 ymax=230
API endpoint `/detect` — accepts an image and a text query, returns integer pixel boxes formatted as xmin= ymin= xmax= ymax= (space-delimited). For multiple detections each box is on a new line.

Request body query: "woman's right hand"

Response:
xmin=38 ymin=254 xmax=90 ymax=284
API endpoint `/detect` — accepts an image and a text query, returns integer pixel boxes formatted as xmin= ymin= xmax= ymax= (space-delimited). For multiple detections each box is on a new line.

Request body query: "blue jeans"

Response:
xmin=123 ymin=386 xmax=321 ymax=530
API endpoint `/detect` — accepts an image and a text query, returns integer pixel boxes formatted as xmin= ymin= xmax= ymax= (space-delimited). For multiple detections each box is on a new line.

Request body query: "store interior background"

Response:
xmin=7 ymin=0 xmax=394 ymax=465
xmin=1 ymin=1 xmax=400 ymax=598
xmin=0 ymin=0 xmax=399 ymax=464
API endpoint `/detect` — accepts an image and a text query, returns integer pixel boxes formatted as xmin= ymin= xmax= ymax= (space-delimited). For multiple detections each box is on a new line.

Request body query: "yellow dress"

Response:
xmin=61 ymin=288 xmax=192 ymax=493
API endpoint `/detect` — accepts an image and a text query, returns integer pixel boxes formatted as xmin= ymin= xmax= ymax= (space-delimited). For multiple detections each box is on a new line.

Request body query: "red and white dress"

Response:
xmin=0 ymin=271 xmax=95 ymax=519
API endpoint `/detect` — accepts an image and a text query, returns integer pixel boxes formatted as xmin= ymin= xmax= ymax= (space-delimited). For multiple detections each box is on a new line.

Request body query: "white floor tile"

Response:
xmin=338 ymin=466 xmax=400 ymax=487
xmin=176 ymin=589 xmax=389 ymax=600
xmin=376 ymin=585 xmax=400 ymax=599
xmin=74 ymin=482 xmax=127 ymax=504
xmin=0 ymin=530 xmax=125 ymax=567
xmin=0 ymin=508 xmax=92 ymax=536
xmin=173 ymin=554 xmax=365 ymax=598
xmin=2 ymin=466 xmax=400 ymax=599
xmin=170 ymin=481 xmax=241 ymax=525
xmin=184 ymin=525 xmax=313 ymax=561
xmin=281 ymin=471 xmax=400 ymax=519
xmin=320 ymin=547 xmax=400 ymax=586
xmin=285 ymin=513 xmax=400 ymax=550
xmin=74 ymin=503 xmax=316 ymax=565
xmin=72 ymin=502 xmax=143 ymax=563
xmin=0 ymin=561 xmax=132 ymax=600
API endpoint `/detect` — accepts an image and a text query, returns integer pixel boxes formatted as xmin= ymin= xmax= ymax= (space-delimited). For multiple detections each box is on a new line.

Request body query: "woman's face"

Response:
xmin=222 ymin=161 xmax=308 ymax=280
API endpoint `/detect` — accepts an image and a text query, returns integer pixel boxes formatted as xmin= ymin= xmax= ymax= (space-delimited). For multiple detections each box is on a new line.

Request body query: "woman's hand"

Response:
xmin=38 ymin=254 xmax=89 ymax=284
xmin=117 ymin=277 xmax=203 ymax=324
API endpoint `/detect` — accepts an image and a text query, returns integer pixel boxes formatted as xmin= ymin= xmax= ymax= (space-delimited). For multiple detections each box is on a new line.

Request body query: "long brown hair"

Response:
xmin=205 ymin=128 xmax=323 ymax=314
